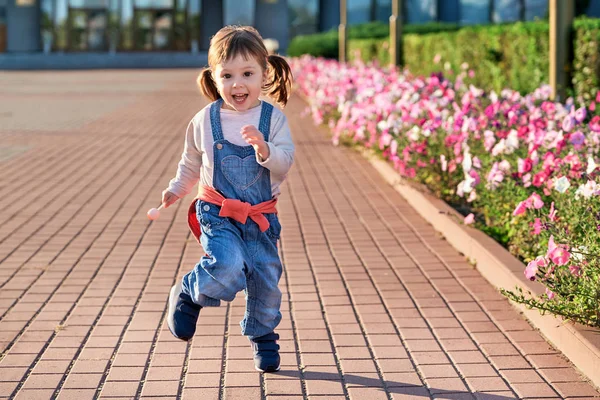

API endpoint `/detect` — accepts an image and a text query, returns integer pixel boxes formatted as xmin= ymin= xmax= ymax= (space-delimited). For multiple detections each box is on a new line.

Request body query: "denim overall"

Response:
xmin=182 ymin=99 xmax=283 ymax=339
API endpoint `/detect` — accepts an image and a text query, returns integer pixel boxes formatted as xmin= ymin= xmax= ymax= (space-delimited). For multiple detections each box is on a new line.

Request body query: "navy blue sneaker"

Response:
xmin=249 ymin=332 xmax=280 ymax=372
xmin=167 ymin=282 xmax=201 ymax=341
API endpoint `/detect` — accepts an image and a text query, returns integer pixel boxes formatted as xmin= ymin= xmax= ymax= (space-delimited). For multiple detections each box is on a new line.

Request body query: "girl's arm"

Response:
xmin=166 ymin=118 xmax=203 ymax=197
xmin=257 ymin=113 xmax=295 ymax=177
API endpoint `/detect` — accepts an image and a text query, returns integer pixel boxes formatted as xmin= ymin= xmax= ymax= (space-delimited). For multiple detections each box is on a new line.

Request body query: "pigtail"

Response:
xmin=264 ymin=55 xmax=293 ymax=108
xmin=197 ymin=68 xmax=221 ymax=102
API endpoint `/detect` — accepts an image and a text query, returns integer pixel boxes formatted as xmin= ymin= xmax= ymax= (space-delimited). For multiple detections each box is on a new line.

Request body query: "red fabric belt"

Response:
xmin=188 ymin=185 xmax=278 ymax=243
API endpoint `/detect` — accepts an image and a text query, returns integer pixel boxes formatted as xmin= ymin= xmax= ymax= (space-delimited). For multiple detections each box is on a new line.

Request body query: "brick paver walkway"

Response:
xmin=0 ymin=71 xmax=598 ymax=400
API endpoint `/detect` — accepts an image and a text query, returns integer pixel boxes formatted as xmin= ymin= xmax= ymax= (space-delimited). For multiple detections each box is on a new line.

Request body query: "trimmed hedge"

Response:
xmin=287 ymin=21 xmax=459 ymax=59
xmin=349 ymin=21 xmax=550 ymax=95
xmin=291 ymin=18 xmax=600 ymax=98
xmin=573 ymin=17 xmax=600 ymax=101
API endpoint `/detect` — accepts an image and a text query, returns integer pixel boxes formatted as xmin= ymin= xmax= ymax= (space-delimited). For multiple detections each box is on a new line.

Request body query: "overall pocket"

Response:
xmin=197 ymin=201 xmax=227 ymax=230
xmin=264 ymin=213 xmax=282 ymax=241
xmin=221 ymin=154 xmax=264 ymax=191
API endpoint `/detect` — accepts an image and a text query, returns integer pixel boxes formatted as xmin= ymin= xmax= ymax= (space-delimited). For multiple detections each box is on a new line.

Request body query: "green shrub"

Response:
xmin=361 ymin=21 xmax=550 ymax=95
xmin=573 ymin=17 xmax=600 ymax=102
xmin=287 ymin=21 xmax=459 ymax=58
xmin=291 ymin=18 xmax=600 ymax=99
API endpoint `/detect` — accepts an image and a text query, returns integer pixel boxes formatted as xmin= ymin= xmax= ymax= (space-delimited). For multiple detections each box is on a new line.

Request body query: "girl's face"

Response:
xmin=213 ymin=53 xmax=266 ymax=112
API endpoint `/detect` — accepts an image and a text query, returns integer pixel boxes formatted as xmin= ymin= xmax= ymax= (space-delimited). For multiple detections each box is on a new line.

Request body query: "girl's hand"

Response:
xmin=241 ymin=125 xmax=270 ymax=161
xmin=161 ymin=190 xmax=180 ymax=208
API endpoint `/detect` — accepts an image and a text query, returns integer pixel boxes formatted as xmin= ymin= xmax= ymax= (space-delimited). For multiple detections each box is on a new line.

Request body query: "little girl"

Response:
xmin=161 ymin=25 xmax=294 ymax=373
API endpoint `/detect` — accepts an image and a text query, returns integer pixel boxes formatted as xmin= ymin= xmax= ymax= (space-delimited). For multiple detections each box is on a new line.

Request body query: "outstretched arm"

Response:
xmin=165 ymin=119 xmax=203 ymax=202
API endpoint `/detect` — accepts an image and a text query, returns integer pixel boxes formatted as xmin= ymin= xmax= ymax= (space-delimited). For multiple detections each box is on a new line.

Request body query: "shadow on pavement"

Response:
xmin=275 ymin=369 xmax=516 ymax=399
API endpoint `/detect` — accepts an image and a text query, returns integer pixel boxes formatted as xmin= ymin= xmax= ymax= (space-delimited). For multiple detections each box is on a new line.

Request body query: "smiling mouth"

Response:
xmin=233 ymin=94 xmax=248 ymax=103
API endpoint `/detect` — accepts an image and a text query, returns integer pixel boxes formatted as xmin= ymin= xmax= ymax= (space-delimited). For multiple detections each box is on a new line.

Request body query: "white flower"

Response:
xmin=492 ymin=140 xmax=506 ymax=156
xmin=490 ymin=91 xmax=498 ymax=103
xmin=460 ymin=174 xmax=476 ymax=194
xmin=587 ymin=156 xmax=597 ymax=175
xmin=440 ymin=155 xmax=447 ymax=172
xmin=572 ymin=246 xmax=588 ymax=262
xmin=499 ymin=160 xmax=511 ymax=172
xmin=553 ymin=176 xmax=571 ymax=193
xmin=505 ymin=129 xmax=519 ymax=152
xmin=462 ymin=149 xmax=472 ymax=173
xmin=408 ymin=126 xmax=420 ymax=141
xmin=575 ymin=180 xmax=598 ymax=199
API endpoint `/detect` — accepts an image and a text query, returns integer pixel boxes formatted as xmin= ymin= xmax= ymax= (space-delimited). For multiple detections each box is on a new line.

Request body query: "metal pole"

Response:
xmin=339 ymin=0 xmax=347 ymax=63
xmin=549 ymin=0 xmax=574 ymax=101
xmin=389 ymin=0 xmax=403 ymax=67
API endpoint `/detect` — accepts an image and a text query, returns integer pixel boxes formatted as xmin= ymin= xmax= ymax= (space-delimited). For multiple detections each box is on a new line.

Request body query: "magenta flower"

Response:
xmin=590 ymin=116 xmax=600 ymax=132
xmin=545 ymin=288 xmax=556 ymax=300
xmin=518 ymin=158 xmax=533 ymax=175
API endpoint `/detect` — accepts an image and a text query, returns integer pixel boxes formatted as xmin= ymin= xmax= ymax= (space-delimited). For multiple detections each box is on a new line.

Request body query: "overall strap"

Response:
xmin=209 ymin=99 xmax=224 ymax=141
xmin=258 ymin=102 xmax=274 ymax=142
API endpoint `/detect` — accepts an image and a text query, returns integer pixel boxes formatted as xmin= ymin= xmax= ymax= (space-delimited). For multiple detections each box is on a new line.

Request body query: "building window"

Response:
xmin=524 ymin=0 xmax=548 ymax=20
xmin=41 ymin=0 xmax=199 ymax=52
xmin=493 ymin=0 xmax=520 ymax=22
xmin=289 ymin=0 xmax=318 ymax=38
xmin=348 ymin=0 xmax=370 ymax=25
xmin=224 ymin=0 xmax=254 ymax=26
xmin=460 ymin=0 xmax=491 ymax=24
xmin=375 ymin=0 xmax=391 ymax=22
xmin=406 ymin=0 xmax=436 ymax=23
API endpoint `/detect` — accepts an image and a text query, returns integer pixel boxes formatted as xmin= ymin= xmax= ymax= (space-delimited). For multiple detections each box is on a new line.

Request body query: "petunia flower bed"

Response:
xmin=290 ymin=55 xmax=600 ymax=327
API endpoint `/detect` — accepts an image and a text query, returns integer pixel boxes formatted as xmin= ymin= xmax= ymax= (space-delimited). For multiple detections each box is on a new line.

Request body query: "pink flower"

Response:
xmin=590 ymin=116 xmax=600 ymax=132
xmin=522 ymin=173 xmax=532 ymax=187
xmin=532 ymin=218 xmax=542 ymax=235
xmin=535 ymin=256 xmax=548 ymax=267
xmin=562 ymin=115 xmax=574 ymax=132
xmin=513 ymin=201 xmax=528 ymax=216
xmin=464 ymin=213 xmax=475 ymax=225
xmin=524 ymin=259 xmax=539 ymax=281
xmin=546 ymin=236 xmax=571 ymax=266
xmin=547 ymin=235 xmax=557 ymax=253
xmin=569 ymin=131 xmax=586 ymax=149
xmin=569 ymin=265 xmax=582 ymax=277
xmin=528 ymin=193 xmax=544 ymax=209
xmin=548 ymin=202 xmax=558 ymax=221
xmin=518 ymin=158 xmax=533 ymax=175
xmin=574 ymin=107 xmax=587 ymax=123
xmin=545 ymin=288 xmax=555 ymax=300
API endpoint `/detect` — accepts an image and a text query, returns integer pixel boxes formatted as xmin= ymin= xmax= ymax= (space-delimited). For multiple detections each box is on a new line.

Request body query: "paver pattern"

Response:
xmin=0 ymin=70 xmax=599 ymax=400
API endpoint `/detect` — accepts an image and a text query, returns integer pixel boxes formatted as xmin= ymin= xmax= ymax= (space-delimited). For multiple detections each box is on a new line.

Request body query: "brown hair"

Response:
xmin=197 ymin=26 xmax=293 ymax=107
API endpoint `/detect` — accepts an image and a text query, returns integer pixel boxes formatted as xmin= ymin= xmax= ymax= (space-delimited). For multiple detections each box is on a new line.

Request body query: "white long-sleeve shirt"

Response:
xmin=167 ymin=100 xmax=295 ymax=199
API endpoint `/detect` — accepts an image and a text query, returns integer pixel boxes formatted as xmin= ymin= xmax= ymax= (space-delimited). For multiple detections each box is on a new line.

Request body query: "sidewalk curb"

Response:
xmin=362 ymin=150 xmax=600 ymax=388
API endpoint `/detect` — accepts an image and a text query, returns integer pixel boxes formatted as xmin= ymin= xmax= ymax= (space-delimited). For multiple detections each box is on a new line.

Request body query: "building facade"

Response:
xmin=1 ymin=0 xmax=599 ymax=54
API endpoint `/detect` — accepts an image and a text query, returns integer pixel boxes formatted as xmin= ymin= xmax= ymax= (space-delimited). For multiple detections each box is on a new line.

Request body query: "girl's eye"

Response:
xmin=244 ymin=72 xmax=253 ymax=77
xmin=223 ymin=74 xmax=231 ymax=79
